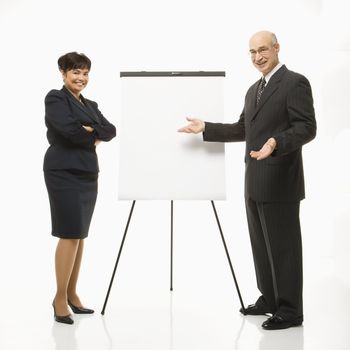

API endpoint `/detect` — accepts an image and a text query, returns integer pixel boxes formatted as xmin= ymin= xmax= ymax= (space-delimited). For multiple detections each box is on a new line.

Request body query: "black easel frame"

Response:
xmin=101 ymin=200 xmax=246 ymax=315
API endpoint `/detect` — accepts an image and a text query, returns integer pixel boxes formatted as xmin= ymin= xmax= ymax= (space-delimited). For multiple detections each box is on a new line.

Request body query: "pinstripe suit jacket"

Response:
xmin=203 ymin=65 xmax=316 ymax=202
xmin=44 ymin=87 xmax=116 ymax=173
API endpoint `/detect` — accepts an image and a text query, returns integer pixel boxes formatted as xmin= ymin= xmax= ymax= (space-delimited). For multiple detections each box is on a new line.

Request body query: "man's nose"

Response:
xmin=255 ymin=52 xmax=263 ymax=61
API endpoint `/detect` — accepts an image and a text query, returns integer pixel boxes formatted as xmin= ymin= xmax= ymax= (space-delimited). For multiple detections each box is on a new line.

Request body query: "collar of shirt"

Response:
xmin=263 ymin=62 xmax=283 ymax=85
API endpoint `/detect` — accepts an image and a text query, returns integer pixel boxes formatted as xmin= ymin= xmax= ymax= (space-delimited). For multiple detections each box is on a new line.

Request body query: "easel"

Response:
xmin=101 ymin=200 xmax=246 ymax=314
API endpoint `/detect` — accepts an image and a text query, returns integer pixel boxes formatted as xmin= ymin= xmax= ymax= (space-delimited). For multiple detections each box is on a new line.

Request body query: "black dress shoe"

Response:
xmin=68 ymin=300 xmax=94 ymax=314
xmin=240 ymin=303 xmax=271 ymax=316
xmin=262 ymin=314 xmax=302 ymax=330
xmin=52 ymin=301 xmax=74 ymax=325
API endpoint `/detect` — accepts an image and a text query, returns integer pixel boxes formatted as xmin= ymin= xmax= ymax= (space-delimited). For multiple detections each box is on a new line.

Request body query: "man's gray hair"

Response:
xmin=271 ymin=33 xmax=278 ymax=45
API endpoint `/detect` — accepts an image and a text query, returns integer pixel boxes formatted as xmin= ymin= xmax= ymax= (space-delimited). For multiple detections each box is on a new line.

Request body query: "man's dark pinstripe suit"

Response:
xmin=203 ymin=64 xmax=316 ymax=321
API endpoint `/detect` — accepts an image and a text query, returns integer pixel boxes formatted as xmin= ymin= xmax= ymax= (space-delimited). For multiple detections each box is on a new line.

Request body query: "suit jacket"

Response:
xmin=43 ymin=86 xmax=116 ymax=173
xmin=203 ymin=65 xmax=316 ymax=202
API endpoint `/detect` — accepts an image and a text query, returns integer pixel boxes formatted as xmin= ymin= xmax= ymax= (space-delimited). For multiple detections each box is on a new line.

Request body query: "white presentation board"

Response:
xmin=118 ymin=71 xmax=226 ymax=200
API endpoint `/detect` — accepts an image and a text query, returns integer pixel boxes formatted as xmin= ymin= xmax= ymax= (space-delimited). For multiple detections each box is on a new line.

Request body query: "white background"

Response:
xmin=0 ymin=0 xmax=349 ymax=349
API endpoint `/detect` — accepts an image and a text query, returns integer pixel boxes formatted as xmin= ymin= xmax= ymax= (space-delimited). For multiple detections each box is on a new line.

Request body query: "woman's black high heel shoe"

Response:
xmin=68 ymin=300 xmax=94 ymax=314
xmin=52 ymin=301 xmax=74 ymax=325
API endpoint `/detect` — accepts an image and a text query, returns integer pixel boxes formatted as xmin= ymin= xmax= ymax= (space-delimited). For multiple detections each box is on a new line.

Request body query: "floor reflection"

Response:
xmin=52 ymin=313 xmax=95 ymax=350
xmin=259 ymin=326 xmax=304 ymax=350
xmin=52 ymin=321 xmax=78 ymax=350
xmin=242 ymin=314 xmax=304 ymax=350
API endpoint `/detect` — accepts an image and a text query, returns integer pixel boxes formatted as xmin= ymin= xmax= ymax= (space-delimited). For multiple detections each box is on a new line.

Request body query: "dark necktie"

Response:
xmin=256 ymin=77 xmax=266 ymax=105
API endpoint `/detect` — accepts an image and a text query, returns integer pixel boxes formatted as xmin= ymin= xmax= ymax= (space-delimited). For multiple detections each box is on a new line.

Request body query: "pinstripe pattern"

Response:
xmin=246 ymin=198 xmax=303 ymax=320
xmin=203 ymin=65 xmax=315 ymax=321
xmin=203 ymin=65 xmax=316 ymax=202
xmin=44 ymin=87 xmax=116 ymax=173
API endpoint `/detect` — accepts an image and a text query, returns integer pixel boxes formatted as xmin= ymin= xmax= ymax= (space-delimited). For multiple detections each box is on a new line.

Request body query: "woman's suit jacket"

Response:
xmin=44 ymin=86 xmax=116 ymax=173
xmin=203 ymin=65 xmax=316 ymax=202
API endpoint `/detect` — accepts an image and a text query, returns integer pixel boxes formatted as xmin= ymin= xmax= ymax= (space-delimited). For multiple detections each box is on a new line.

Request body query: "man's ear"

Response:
xmin=274 ymin=43 xmax=280 ymax=53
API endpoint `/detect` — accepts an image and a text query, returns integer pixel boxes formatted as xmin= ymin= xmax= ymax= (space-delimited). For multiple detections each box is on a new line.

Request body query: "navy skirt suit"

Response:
xmin=43 ymin=86 xmax=116 ymax=239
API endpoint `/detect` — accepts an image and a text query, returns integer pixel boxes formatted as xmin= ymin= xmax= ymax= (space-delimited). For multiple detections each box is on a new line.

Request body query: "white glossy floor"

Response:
xmin=1 ymin=197 xmax=350 ymax=350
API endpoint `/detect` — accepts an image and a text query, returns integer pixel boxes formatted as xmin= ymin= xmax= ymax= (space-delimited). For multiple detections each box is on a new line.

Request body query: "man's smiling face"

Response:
xmin=249 ymin=31 xmax=280 ymax=76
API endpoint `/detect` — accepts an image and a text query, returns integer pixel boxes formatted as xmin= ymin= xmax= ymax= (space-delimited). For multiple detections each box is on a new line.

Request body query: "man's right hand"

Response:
xmin=178 ymin=117 xmax=205 ymax=134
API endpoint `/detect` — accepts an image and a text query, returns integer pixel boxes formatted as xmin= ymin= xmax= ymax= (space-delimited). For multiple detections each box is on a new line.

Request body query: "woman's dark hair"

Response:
xmin=58 ymin=52 xmax=91 ymax=72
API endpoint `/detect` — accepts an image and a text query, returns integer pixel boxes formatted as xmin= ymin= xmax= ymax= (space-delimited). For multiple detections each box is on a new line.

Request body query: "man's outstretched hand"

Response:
xmin=178 ymin=117 xmax=205 ymax=134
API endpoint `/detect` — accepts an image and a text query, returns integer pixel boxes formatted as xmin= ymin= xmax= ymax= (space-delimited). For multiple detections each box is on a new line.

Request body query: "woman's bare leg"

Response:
xmin=67 ymin=239 xmax=84 ymax=307
xmin=54 ymin=239 xmax=80 ymax=316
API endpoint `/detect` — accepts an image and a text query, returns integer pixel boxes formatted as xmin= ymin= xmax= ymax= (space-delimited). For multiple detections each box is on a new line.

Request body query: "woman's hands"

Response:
xmin=82 ymin=125 xmax=101 ymax=146
xmin=82 ymin=125 xmax=94 ymax=133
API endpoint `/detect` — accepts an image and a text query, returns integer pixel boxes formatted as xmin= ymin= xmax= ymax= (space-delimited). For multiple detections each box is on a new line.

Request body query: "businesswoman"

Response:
xmin=43 ymin=52 xmax=116 ymax=324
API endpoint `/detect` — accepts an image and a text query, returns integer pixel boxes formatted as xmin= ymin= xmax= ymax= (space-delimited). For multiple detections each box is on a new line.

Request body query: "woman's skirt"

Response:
xmin=44 ymin=169 xmax=98 ymax=239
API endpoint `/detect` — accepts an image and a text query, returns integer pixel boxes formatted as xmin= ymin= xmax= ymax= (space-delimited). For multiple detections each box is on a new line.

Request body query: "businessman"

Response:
xmin=178 ymin=31 xmax=316 ymax=330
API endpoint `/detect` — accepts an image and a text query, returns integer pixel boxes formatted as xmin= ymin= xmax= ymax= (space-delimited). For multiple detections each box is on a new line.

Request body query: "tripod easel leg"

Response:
xmin=170 ymin=200 xmax=174 ymax=291
xmin=101 ymin=200 xmax=136 ymax=315
xmin=211 ymin=200 xmax=246 ymax=313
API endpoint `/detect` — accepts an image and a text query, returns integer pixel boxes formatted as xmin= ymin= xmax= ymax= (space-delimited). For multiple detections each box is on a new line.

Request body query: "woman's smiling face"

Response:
xmin=62 ymin=67 xmax=90 ymax=96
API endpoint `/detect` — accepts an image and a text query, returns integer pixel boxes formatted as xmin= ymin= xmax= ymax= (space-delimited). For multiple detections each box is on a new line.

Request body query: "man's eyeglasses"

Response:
xmin=249 ymin=46 xmax=273 ymax=57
